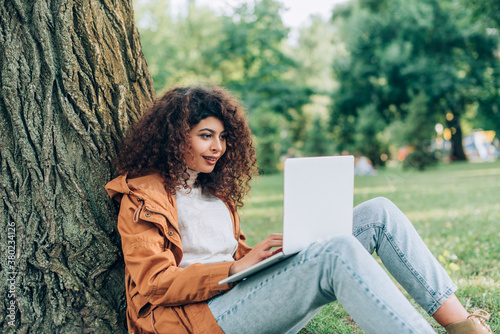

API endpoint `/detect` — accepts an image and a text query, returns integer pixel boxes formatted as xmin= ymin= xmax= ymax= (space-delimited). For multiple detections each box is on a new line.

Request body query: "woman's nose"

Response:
xmin=211 ymin=139 xmax=222 ymax=152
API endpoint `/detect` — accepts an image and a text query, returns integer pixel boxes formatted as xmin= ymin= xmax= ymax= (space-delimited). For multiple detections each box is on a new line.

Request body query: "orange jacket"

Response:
xmin=105 ymin=173 xmax=252 ymax=334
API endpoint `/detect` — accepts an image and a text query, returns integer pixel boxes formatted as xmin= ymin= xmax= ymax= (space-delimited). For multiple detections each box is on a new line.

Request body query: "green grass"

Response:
xmin=239 ymin=160 xmax=500 ymax=333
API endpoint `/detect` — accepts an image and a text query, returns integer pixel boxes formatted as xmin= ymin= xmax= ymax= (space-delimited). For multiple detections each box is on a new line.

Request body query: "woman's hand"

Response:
xmin=229 ymin=233 xmax=283 ymax=275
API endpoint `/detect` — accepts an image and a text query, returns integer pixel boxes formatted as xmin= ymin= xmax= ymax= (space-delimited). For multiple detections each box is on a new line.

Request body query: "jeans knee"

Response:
xmin=353 ymin=197 xmax=406 ymax=234
xmin=369 ymin=196 xmax=395 ymax=211
xmin=333 ymin=234 xmax=359 ymax=247
xmin=355 ymin=197 xmax=396 ymax=218
xmin=324 ymin=234 xmax=362 ymax=256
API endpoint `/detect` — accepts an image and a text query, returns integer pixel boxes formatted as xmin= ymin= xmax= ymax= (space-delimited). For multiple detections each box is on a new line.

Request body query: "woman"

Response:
xmin=105 ymin=85 xmax=491 ymax=334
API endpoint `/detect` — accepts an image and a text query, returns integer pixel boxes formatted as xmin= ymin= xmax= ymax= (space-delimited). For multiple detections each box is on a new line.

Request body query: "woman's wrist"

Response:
xmin=229 ymin=262 xmax=237 ymax=276
xmin=229 ymin=260 xmax=243 ymax=276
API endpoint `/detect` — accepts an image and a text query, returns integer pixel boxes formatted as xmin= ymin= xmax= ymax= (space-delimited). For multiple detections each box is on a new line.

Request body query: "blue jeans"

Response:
xmin=208 ymin=197 xmax=457 ymax=334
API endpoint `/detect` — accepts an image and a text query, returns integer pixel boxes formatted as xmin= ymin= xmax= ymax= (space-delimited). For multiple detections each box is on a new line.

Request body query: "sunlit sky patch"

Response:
xmin=170 ymin=0 xmax=349 ymax=28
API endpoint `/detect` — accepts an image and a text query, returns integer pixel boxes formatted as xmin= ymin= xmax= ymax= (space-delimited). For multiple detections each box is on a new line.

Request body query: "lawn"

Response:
xmin=238 ymin=160 xmax=500 ymax=333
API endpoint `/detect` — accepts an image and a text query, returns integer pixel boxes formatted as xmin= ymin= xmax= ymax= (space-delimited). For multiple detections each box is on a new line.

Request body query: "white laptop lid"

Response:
xmin=219 ymin=155 xmax=354 ymax=285
xmin=282 ymin=155 xmax=354 ymax=255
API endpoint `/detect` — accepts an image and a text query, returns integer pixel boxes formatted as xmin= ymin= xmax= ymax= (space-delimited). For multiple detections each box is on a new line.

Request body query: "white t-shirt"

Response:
xmin=174 ymin=171 xmax=238 ymax=268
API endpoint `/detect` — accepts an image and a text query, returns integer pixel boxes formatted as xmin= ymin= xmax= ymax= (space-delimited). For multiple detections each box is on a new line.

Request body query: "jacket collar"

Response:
xmin=106 ymin=172 xmax=170 ymax=200
xmin=105 ymin=172 xmax=240 ymax=241
xmin=106 ymin=172 xmax=178 ymax=225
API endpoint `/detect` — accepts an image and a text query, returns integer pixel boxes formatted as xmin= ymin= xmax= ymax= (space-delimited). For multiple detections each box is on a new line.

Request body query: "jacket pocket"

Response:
xmin=131 ymin=290 xmax=153 ymax=318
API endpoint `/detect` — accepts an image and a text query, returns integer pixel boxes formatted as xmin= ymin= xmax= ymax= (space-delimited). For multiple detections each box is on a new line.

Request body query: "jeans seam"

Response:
xmin=213 ymin=253 xmax=310 ymax=322
xmin=427 ymin=285 xmax=457 ymax=315
xmin=336 ymin=254 xmax=421 ymax=333
xmin=355 ymin=223 xmax=444 ymax=312
xmin=215 ymin=244 xmax=345 ymax=322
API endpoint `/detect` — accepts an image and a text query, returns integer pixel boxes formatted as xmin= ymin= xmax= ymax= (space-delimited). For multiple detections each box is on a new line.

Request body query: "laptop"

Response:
xmin=219 ymin=155 xmax=354 ymax=285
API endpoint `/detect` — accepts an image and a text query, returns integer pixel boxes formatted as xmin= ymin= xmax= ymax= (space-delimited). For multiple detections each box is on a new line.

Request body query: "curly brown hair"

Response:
xmin=115 ymin=85 xmax=258 ymax=207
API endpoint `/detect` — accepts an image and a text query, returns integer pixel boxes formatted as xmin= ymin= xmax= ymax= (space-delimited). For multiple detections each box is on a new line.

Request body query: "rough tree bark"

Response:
xmin=0 ymin=0 xmax=155 ymax=332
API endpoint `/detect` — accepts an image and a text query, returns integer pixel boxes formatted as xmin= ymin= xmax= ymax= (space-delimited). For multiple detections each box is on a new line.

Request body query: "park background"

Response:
xmin=134 ymin=0 xmax=500 ymax=173
xmin=0 ymin=0 xmax=498 ymax=332
xmin=135 ymin=0 xmax=500 ymax=332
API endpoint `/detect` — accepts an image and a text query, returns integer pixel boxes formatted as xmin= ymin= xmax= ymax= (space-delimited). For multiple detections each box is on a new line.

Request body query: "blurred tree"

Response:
xmin=216 ymin=0 xmax=312 ymax=111
xmin=458 ymin=0 xmax=500 ymax=135
xmin=287 ymin=16 xmax=340 ymax=158
xmin=303 ymin=117 xmax=336 ymax=157
xmin=249 ymin=109 xmax=287 ymax=174
xmin=214 ymin=0 xmax=312 ymax=172
xmin=353 ymin=104 xmax=389 ymax=165
xmin=134 ymin=0 xmax=223 ymax=92
xmin=389 ymin=92 xmax=438 ymax=169
xmin=330 ymin=0 xmax=499 ymax=166
xmin=461 ymin=0 xmax=500 ymax=28
xmin=291 ymin=15 xmax=337 ymax=94
xmin=134 ymin=0 xmax=313 ymax=173
xmin=0 ymin=0 xmax=154 ymax=332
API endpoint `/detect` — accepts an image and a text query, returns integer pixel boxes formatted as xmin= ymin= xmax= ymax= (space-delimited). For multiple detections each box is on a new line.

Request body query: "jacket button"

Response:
xmin=168 ymin=231 xmax=174 ymax=236
xmin=145 ymin=213 xmax=150 ymax=217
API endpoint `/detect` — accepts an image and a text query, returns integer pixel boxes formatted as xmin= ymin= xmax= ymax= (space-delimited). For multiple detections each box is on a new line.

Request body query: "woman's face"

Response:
xmin=184 ymin=117 xmax=227 ymax=173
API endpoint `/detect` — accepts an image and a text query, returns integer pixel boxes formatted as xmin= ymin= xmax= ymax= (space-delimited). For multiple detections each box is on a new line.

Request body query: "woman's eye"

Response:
xmin=220 ymin=134 xmax=227 ymax=141
xmin=201 ymin=134 xmax=212 ymax=139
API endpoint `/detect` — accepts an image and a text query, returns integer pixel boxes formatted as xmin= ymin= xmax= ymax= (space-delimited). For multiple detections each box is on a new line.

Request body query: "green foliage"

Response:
xmin=291 ymin=15 xmax=338 ymax=94
xmin=402 ymin=147 xmax=438 ymax=170
xmin=330 ymin=0 xmax=500 ymax=167
xmin=134 ymin=0 xmax=314 ymax=173
xmin=389 ymin=92 xmax=438 ymax=169
xmin=462 ymin=0 xmax=500 ymax=28
xmin=133 ymin=0 xmax=499 ymax=172
xmin=249 ymin=109 xmax=288 ymax=174
xmin=215 ymin=0 xmax=292 ymax=88
xmin=399 ymin=93 xmax=435 ymax=144
xmin=214 ymin=0 xmax=313 ymax=172
xmin=302 ymin=117 xmax=336 ymax=157
xmin=353 ymin=103 xmax=388 ymax=165
xmin=134 ymin=0 xmax=224 ymax=91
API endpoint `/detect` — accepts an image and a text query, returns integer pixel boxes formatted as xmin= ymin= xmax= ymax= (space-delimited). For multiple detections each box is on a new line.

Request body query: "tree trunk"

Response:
xmin=0 ymin=0 xmax=155 ymax=332
xmin=446 ymin=110 xmax=467 ymax=161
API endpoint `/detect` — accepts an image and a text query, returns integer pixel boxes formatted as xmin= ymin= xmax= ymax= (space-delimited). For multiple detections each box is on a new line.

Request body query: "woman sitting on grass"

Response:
xmin=105 ymin=84 xmax=492 ymax=334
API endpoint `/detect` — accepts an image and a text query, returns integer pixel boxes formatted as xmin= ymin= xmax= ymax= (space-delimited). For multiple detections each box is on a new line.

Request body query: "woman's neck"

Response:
xmin=186 ymin=169 xmax=199 ymax=186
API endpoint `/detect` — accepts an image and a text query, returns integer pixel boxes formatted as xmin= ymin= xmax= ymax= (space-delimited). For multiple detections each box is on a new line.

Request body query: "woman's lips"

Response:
xmin=203 ymin=156 xmax=219 ymax=165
